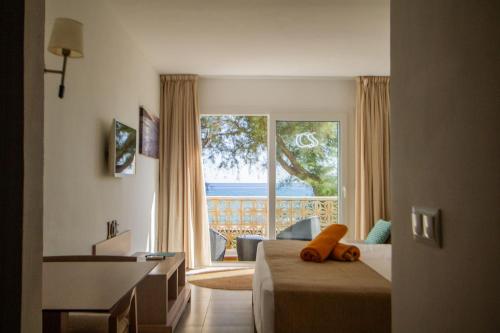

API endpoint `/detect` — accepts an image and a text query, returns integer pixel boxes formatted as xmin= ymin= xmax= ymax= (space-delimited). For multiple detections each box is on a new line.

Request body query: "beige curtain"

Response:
xmin=157 ymin=74 xmax=211 ymax=268
xmin=354 ymin=76 xmax=391 ymax=240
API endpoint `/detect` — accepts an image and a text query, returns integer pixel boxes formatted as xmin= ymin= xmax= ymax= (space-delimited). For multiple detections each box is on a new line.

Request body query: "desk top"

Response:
xmin=43 ymin=261 xmax=157 ymax=311
xmin=134 ymin=252 xmax=185 ymax=278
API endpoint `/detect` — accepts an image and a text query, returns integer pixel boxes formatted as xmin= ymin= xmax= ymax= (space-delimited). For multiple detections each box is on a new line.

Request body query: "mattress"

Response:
xmin=252 ymin=241 xmax=392 ymax=333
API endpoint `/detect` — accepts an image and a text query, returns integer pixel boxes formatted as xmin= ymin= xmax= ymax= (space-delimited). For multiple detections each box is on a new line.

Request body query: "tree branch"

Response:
xmin=276 ymin=134 xmax=321 ymax=182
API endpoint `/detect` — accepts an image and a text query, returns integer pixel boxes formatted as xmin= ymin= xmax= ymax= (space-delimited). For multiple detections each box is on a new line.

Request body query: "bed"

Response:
xmin=253 ymin=240 xmax=392 ymax=333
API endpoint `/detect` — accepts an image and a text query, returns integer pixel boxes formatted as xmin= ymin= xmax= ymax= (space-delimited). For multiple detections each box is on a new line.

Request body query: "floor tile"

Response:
xmin=190 ymin=285 xmax=213 ymax=300
xmin=204 ymin=311 xmax=253 ymax=327
xmin=176 ymin=306 xmax=208 ymax=327
xmin=207 ymin=300 xmax=252 ymax=312
xmin=202 ymin=326 xmax=254 ymax=333
xmin=187 ymin=298 xmax=211 ymax=314
xmin=178 ymin=284 xmax=254 ymax=331
xmin=174 ymin=326 xmax=203 ymax=333
xmin=210 ymin=290 xmax=252 ymax=301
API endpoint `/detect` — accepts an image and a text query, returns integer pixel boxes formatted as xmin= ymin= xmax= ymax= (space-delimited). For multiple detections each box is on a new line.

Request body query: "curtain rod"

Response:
xmin=198 ymin=75 xmax=357 ymax=80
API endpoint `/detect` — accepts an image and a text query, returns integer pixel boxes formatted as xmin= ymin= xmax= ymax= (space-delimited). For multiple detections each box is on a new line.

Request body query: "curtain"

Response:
xmin=157 ymin=74 xmax=211 ymax=268
xmin=354 ymin=76 xmax=391 ymax=240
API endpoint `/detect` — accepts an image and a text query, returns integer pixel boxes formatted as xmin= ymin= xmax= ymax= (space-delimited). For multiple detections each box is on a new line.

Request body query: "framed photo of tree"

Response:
xmin=139 ymin=107 xmax=159 ymax=159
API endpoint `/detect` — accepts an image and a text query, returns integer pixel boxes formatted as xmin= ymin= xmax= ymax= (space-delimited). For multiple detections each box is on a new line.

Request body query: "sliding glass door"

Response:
xmin=200 ymin=115 xmax=268 ymax=250
xmin=200 ymin=113 xmax=345 ymax=257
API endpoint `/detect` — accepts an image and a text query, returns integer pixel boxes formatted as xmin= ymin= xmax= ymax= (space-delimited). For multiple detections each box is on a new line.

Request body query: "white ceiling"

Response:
xmin=106 ymin=0 xmax=390 ymax=77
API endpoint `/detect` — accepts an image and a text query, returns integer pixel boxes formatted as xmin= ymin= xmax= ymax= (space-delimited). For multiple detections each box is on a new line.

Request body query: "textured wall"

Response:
xmin=391 ymin=1 xmax=500 ymax=331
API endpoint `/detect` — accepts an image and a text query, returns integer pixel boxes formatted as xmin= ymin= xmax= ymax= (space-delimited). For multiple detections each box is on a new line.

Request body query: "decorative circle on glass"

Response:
xmin=295 ymin=132 xmax=319 ymax=148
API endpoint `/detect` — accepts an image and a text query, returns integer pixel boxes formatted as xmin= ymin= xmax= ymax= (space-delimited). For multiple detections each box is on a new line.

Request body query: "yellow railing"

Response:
xmin=207 ymin=196 xmax=338 ymax=248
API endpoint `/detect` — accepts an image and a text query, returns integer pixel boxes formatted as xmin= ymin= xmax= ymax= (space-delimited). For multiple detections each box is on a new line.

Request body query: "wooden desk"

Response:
xmin=43 ymin=261 xmax=157 ymax=331
xmin=134 ymin=253 xmax=191 ymax=333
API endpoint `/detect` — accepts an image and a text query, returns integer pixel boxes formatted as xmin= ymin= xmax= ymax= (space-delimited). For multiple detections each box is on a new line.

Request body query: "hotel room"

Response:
xmin=2 ymin=0 xmax=499 ymax=332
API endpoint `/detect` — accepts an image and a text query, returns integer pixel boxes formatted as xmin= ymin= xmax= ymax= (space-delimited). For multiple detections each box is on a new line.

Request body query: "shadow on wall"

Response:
xmin=99 ymin=118 xmax=110 ymax=177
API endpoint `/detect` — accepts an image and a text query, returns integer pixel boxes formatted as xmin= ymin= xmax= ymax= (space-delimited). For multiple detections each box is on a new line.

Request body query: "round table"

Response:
xmin=236 ymin=235 xmax=265 ymax=261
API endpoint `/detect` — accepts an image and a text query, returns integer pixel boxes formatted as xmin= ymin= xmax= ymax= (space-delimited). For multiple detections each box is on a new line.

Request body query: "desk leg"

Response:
xmin=43 ymin=311 xmax=68 ymax=333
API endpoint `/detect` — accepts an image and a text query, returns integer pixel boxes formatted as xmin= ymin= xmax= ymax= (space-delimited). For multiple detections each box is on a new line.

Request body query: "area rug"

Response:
xmin=187 ymin=268 xmax=254 ymax=290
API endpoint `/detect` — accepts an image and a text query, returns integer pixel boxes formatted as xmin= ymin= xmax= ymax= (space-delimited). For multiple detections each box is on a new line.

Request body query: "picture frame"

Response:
xmin=139 ymin=106 xmax=159 ymax=159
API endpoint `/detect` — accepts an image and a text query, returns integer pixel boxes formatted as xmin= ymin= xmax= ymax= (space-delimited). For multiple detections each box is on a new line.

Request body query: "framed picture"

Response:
xmin=139 ymin=107 xmax=159 ymax=159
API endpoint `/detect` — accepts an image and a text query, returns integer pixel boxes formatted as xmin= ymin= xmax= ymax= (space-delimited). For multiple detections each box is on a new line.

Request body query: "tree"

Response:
xmin=115 ymin=123 xmax=137 ymax=173
xmin=201 ymin=116 xmax=339 ymax=196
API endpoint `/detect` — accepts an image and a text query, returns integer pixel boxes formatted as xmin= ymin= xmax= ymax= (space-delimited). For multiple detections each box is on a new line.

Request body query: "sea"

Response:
xmin=205 ymin=182 xmax=313 ymax=196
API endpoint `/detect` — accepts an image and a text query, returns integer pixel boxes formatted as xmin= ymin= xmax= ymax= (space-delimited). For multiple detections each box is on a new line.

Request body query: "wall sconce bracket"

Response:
xmin=44 ymin=48 xmax=70 ymax=99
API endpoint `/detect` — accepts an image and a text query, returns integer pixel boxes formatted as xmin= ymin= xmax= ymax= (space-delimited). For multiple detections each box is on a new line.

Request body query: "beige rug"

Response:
xmin=187 ymin=268 xmax=254 ymax=290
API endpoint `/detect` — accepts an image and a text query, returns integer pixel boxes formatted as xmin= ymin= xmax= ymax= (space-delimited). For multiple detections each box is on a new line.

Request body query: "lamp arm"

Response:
xmin=43 ymin=48 xmax=70 ymax=98
xmin=44 ymin=68 xmax=64 ymax=74
xmin=58 ymin=52 xmax=69 ymax=98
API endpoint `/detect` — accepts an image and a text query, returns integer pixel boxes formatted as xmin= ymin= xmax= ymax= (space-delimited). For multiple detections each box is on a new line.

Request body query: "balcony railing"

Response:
xmin=207 ymin=196 xmax=338 ymax=248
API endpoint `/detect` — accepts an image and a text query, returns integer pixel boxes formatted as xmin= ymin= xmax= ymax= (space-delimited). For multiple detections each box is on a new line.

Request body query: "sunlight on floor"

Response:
xmin=187 ymin=262 xmax=255 ymax=276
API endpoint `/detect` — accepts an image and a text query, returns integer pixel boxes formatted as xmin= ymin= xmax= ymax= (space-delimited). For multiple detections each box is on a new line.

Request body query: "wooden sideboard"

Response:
xmin=134 ymin=252 xmax=191 ymax=333
xmin=91 ymin=232 xmax=191 ymax=332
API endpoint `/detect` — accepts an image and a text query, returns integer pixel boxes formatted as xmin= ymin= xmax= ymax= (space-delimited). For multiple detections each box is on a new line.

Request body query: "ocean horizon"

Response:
xmin=205 ymin=182 xmax=313 ymax=196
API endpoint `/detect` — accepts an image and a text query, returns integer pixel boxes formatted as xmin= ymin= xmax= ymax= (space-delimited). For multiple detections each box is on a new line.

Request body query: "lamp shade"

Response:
xmin=48 ymin=18 xmax=84 ymax=58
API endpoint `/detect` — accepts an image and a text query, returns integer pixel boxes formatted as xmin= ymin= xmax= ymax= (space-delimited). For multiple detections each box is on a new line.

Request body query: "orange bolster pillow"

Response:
xmin=329 ymin=243 xmax=361 ymax=262
xmin=300 ymin=224 xmax=348 ymax=262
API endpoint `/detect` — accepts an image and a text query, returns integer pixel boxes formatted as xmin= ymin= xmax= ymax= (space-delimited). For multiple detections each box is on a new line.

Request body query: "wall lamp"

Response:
xmin=44 ymin=18 xmax=84 ymax=99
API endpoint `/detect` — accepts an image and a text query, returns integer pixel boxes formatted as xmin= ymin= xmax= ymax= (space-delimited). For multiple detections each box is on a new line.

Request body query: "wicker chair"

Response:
xmin=276 ymin=216 xmax=321 ymax=241
xmin=210 ymin=228 xmax=227 ymax=261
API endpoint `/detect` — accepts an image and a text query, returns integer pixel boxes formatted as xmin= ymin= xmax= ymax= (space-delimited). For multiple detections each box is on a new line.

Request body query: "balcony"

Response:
xmin=207 ymin=196 xmax=338 ymax=248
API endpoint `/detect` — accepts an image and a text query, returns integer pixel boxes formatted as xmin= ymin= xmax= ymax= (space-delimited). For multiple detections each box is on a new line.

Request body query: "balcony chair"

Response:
xmin=209 ymin=228 xmax=227 ymax=261
xmin=276 ymin=216 xmax=321 ymax=241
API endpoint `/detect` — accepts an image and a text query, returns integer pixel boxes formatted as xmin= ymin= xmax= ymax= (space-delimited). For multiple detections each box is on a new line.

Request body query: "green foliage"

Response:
xmin=276 ymin=121 xmax=338 ymax=196
xmin=115 ymin=122 xmax=137 ymax=173
xmin=201 ymin=116 xmax=339 ymax=196
xmin=201 ymin=116 xmax=267 ymax=169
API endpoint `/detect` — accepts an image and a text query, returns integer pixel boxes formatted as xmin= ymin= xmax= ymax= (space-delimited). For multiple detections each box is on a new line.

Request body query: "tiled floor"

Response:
xmin=174 ymin=284 xmax=254 ymax=333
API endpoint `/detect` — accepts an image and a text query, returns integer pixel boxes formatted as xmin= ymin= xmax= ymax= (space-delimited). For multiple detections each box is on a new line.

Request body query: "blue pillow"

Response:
xmin=365 ymin=219 xmax=391 ymax=244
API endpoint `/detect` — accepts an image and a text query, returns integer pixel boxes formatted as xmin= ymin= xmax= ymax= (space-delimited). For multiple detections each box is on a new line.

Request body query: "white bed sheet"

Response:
xmin=252 ymin=242 xmax=392 ymax=333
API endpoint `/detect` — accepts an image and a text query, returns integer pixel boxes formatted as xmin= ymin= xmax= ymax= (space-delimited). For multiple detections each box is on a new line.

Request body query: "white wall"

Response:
xmin=198 ymin=77 xmax=356 ymax=236
xmin=44 ymin=0 xmax=159 ymax=255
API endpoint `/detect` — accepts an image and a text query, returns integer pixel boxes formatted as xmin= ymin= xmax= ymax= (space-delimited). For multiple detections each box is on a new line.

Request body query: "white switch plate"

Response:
xmin=411 ymin=206 xmax=441 ymax=247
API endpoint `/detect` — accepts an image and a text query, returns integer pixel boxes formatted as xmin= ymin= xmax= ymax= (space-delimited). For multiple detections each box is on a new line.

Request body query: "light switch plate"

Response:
xmin=411 ymin=206 xmax=441 ymax=247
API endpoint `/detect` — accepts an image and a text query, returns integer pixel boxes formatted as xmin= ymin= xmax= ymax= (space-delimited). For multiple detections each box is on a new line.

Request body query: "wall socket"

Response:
xmin=411 ymin=207 xmax=441 ymax=247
